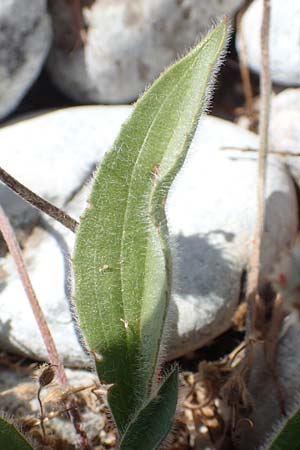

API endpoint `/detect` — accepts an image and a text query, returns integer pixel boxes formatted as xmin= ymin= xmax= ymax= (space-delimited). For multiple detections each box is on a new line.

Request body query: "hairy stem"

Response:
xmin=0 ymin=166 xmax=78 ymax=232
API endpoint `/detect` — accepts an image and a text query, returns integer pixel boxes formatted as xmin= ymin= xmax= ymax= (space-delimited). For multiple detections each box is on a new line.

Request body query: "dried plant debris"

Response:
xmin=232 ymin=302 xmax=247 ymax=332
xmin=2 ymin=316 xmax=295 ymax=450
xmin=0 ymin=319 xmax=286 ymax=450
xmin=0 ymin=364 xmax=116 ymax=449
xmin=173 ymin=341 xmax=255 ymax=450
xmin=0 ymin=355 xmax=244 ymax=450
xmin=0 ymin=337 xmax=274 ymax=450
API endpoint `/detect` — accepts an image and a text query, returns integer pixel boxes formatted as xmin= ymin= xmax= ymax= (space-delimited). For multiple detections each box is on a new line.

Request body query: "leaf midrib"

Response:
xmin=119 ymin=43 xmax=207 ymax=382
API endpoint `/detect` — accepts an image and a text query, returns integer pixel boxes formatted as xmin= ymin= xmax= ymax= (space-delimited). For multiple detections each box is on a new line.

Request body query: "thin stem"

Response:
xmin=0 ymin=205 xmax=68 ymax=383
xmin=221 ymin=146 xmax=300 ymax=157
xmin=37 ymin=386 xmax=46 ymax=440
xmin=0 ymin=166 xmax=78 ymax=232
xmin=247 ymin=0 xmax=271 ymax=297
xmin=0 ymin=206 xmax=91 ymax=450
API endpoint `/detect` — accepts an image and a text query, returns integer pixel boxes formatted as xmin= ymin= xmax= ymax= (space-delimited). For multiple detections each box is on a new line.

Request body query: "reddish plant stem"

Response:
xmin=0 ymin=205 xmax=68 ymax=383
xmin=247 ymin=0 xmax=271 ymax=300
xmin=0 ymin=166 xmax=78 ymax=232
xmin=0 ymin=206 xmax=91 ymax=450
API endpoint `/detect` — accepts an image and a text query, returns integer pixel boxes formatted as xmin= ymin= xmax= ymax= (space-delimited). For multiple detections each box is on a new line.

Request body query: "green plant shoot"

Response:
xmin=73 ymin=18 xmax=229 ymax=449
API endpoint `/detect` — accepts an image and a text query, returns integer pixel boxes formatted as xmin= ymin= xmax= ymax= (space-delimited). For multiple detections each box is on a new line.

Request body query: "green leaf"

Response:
xmin=266 ymin=412 xmax=300 ymax=450
xmin=119 ymin=367 xmax=178 ymax=450
xmin=0 ymin=417 xmax=35 ymax=450
xmin=73 ymin=18 xmax=228 ymax=434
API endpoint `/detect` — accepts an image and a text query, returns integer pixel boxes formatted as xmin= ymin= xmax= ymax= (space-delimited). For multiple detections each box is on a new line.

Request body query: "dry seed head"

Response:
xmin=39 ymin=367 xmax=56 ymax=388
xmin=33 ymin=363 xmax=56 ymax=387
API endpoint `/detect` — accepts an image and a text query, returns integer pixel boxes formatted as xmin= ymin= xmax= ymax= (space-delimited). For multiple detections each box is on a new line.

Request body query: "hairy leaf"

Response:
xmin=0 ymin=417 xmax=34 ymax=450
xmin=266 ymin=413 xmax=300 ymax=450
xmin=119 ymin=367 xmax=178 ymax=450
xmin=73 ymin=19 xmax=228 ymax=434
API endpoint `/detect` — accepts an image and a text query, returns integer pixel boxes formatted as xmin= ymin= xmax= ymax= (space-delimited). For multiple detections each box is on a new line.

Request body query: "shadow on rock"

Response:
xmin=173 ymin=230 xmax=239 ymax=299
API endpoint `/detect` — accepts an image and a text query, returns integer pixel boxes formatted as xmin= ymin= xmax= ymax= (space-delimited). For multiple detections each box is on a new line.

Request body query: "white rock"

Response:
xmin=166 ymin=118 xmax=298 ymax=358
xmin=47 ymin=0 xmax=244 ymax=103
xmin=0 ymin=105 xmax=131 ymax=229
xmin=236 ymin=0 xmax=300 ymax=86
xmin=270 ymin=89 xmax=300 ymax=150
xmin=0 ymin=0 xmax=52 ymax=121
xmin=0 ymin=106 xmax=297 ymax=367
xmin=270 ymin=88 xmax=300 ymax=186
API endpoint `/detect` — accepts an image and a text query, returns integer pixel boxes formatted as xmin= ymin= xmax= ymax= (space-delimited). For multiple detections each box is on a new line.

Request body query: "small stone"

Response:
xmin=47 ymin=0 xmax=244 ymax=103
xmin=0 ymin=106 xmax=297 ymax=367
xmin=0 ymin=0 xmax=52 ymax=121
xmin=236 ymin=0 xmax=300 ymax=86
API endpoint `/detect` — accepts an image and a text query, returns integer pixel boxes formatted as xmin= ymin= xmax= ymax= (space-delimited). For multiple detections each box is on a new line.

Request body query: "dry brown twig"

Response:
xmin=0 ymin=206 xmax=68 ymax=379
xmin=210 ymin=2 xmax=287 ymax=443
xmin=247 ymin=0 xmax=271 ymax=303
xmin=244 ymin=0 xmax=273 ymax=376
xmin=219 ymin=9 xmax=273 ymax=413
xmin=221 ymin=146 xmax=300 ymax=157
xmin=0 ymin=206 xmax=90 ymax=450
xmin=0 ymin=166 xmax=78 ymax=232
xmin=243 ymin=0 xmax=286 ymax=417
